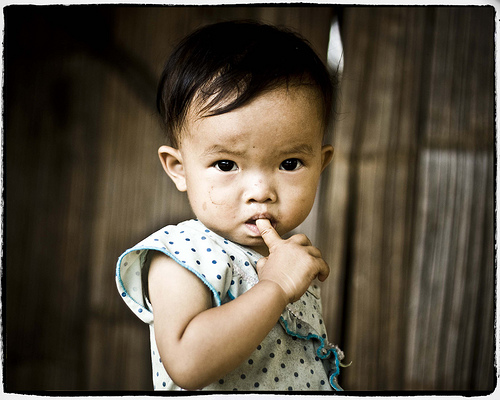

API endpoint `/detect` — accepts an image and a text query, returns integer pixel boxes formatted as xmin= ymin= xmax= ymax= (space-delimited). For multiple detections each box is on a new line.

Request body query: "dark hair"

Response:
xmin=157 ymin=20 xmax=336 ymax=147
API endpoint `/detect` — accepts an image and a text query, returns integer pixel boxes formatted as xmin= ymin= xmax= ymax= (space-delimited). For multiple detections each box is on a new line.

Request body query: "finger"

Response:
xmin=255 ymin=219 xmax=283 ymax=250
xmin=317 ymin=261 xmax=330 ymax=282
xmin=307 ymin=246 xmax=322 ymax=258
xmin=288 ymin=233 xmax=312 ymax=246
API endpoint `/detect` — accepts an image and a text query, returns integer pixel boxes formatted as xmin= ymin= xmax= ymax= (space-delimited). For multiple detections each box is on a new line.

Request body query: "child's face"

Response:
xmin=159 ymin=86 xmax=333 ymax=255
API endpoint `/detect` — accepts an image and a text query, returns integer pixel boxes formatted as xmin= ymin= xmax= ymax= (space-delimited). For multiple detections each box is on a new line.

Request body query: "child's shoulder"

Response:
xmin=141 ymin=218 xmax=211 ymax=244
xmin=116 ymin=219 xmax=261 ymax=319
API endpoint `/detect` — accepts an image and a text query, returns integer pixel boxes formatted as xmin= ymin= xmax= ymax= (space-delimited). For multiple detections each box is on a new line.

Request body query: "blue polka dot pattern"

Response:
xmin=116 ymin=219 xmax=344 ymax=391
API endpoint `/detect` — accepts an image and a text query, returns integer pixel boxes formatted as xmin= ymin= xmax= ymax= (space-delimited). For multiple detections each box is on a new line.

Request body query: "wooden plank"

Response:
xmin=406 ymin=149 xmax=494 ymax=390
xmin=322 ymin=7 xmax=426 ymax=390
xmin=470 ymin=152 xmax=495 ymax=389
xmin=317 ymin=5 xmax=375 ymax=353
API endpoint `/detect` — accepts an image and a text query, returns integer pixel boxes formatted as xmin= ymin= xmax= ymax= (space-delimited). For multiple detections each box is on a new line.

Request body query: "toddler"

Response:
xmin=116 ymin=20 xmax=346 ymax=391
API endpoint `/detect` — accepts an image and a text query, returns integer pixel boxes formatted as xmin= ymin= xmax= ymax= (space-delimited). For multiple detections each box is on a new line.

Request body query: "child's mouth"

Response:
xmin=245 ymin=215 xmax=276 ymax=235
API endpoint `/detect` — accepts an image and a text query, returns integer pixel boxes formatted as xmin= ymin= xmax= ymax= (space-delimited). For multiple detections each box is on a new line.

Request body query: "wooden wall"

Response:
xmin=318 ymin=6 xmax=495 ymax=391
xmin=3 ymin=5 xmax=495 ymax=392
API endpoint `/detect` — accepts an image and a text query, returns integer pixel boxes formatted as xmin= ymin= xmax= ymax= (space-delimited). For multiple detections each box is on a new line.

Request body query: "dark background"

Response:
xmin=3 ymin=5 xmax=495 ymax=391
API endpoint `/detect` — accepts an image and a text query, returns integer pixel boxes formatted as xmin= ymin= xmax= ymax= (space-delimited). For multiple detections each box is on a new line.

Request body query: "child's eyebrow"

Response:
xmin=201 ymin=143 xmax=315 ymax=157
xmin=201 ymin=144 xmax=245 ymax=157
xmin=282 ymin=144 xmax=315 ymax=156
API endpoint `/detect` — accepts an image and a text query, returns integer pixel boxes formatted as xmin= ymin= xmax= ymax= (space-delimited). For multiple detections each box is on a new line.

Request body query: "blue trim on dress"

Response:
xmin=116 ymin=247 xmax=150 ymax=311
xmin=279 ymin=316 xmax=343 ymax=391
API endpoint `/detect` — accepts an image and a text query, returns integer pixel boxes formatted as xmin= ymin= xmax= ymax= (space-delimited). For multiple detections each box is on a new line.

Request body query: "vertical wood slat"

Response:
xmin=407 ymin=150 xmax=494 ymax=390
xmin=317 ymin=5 xmax=375 ymax=354
xmin=321 ymin=7 xmax=426 ymax=390
xmin=471 ymin=153 xmax=495 ymax=389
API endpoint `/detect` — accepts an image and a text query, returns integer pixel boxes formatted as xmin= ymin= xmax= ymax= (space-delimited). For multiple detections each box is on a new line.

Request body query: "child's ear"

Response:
xmin=321 ymin=145 xmax=334 ymax=172
xmin=158 ymin=145 xmax=187 ymax=192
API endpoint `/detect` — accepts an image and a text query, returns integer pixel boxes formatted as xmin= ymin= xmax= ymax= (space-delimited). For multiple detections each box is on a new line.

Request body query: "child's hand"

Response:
xmin=255 ymin=219 xmax=330 ymax=304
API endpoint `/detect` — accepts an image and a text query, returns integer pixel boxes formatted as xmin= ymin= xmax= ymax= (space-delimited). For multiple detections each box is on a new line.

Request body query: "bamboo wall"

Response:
xmin=3 ymin=5 xmax=495 ymax=392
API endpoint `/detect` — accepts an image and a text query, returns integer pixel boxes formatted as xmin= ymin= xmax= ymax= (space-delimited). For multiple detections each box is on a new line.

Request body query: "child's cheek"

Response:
xmin=208 ymin=185 xmax=228 ymax=206
xmin=205 ymin=175 xmax=237 ymax=207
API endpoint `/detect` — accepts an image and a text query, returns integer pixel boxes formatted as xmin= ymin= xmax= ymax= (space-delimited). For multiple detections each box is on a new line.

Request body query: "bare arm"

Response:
xmin=148 ymin=219 xmax=329 ymax=390
xmin=148 ymin=253 xmax=287 ymax=390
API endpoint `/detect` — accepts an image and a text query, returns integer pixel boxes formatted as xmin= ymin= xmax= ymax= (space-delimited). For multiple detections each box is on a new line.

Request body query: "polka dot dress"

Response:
xmin=116 ymin=219 xmax=345 ymax=391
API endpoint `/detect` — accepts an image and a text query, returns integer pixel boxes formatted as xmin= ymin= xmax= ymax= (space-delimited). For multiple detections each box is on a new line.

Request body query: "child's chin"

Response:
xmin=233 ymin=234 xmax=265 ymax=248
xmin=234 ymin=234 xmax=263 ymax=245
xmin=226 ymin=234 xmax=267 ymax=255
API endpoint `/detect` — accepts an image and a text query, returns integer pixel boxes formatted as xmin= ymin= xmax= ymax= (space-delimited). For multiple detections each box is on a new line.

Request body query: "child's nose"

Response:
xmin=244 ymin=175 xmax=277 ymax=203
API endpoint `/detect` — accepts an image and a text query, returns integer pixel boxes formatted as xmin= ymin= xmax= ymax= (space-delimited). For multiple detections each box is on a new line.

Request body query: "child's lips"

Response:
xmin=245 ymin=214 xmax=277 ymax=235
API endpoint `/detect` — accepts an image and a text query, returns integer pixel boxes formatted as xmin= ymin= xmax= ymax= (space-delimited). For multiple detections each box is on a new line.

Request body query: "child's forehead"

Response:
xmin=186 ymin=84 xmax=323 ymax=126
xmin=179 ymin=85 xmax=324 ymax=149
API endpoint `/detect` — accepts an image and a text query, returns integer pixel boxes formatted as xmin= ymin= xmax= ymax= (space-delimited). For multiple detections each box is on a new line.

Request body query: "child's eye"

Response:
xmin=214 ymin=160 xmax=238 ymax=172
xmin=280 ymin=158 xmax=303 ymax=171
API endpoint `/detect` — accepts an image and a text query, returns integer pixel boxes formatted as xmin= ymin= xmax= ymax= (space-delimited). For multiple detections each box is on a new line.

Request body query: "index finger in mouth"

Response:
xmin=255 ymin=219 xmax=283 ymax=249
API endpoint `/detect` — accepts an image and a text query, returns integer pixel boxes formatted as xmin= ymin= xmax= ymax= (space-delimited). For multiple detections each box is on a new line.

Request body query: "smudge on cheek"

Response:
xmin=209 ymin=186 xmax=227 ymax=206
xmin=202 ymin=202 xmax=207 ymax=211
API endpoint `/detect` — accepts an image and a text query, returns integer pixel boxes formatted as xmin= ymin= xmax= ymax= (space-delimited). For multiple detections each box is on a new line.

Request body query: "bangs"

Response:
xmin=157 ymin=20 xmax=335 ymax=147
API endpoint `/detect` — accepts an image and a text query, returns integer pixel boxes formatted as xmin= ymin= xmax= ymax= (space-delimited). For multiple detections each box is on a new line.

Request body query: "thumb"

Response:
xmin=256 ymin=219 xmax=283 ymax=251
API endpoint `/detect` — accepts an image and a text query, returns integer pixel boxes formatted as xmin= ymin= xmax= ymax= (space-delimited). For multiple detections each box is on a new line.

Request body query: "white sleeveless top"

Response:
xmin=116 ymin=219 xmax=345 ymax=391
